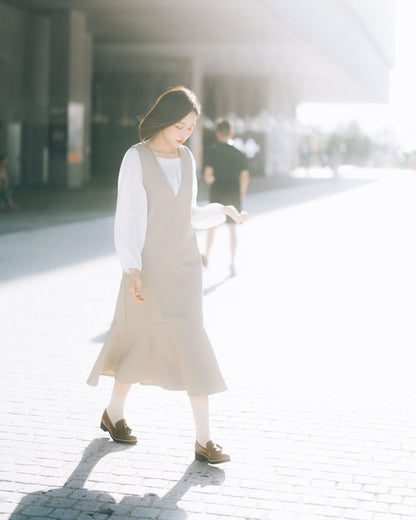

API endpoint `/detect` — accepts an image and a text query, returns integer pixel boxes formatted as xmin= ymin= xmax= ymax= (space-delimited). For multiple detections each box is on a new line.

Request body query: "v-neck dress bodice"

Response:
xmin=143 ymin=142 xmax=186 ymax=201
xmin=87 ymin=142 xmax=227 ymax=396
xmin=113 ymin=145 xmax=226 ymax=273
xmin=154 ymin=156 xmax=181 ymax=196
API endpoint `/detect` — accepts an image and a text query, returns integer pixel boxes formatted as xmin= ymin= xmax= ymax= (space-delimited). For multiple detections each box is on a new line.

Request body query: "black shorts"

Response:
xmin=209 ymin=187 xmax=241 ymax=224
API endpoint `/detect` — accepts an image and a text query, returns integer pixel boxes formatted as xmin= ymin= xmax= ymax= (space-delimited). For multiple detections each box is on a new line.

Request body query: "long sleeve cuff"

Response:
xmin=114 ymin=234 xmax=143 ymax=273
xmin=191 ymin=203 xmax=226 ymax=229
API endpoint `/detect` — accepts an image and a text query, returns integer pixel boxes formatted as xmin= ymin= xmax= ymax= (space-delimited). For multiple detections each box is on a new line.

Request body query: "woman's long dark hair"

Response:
xmin=138 ymin=86 xmax=200 ymax=142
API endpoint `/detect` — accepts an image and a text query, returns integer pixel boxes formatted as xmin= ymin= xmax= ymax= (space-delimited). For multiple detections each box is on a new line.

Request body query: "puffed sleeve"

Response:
xmin=190 ymin=150 xmax=226 ymax=229
xmin=114 ymin=147 xmax=147 ymax=272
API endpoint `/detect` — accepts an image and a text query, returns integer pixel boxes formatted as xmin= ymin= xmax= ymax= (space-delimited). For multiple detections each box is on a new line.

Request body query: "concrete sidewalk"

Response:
xmin=2 ymin=168 xmax=416 ymax=520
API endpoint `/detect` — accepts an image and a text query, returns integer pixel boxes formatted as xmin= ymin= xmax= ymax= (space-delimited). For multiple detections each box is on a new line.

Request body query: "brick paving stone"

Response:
xmin=363 ymin=484 xmax=389 ymax=494
xmin=202 ymin=503 xmax=236 ymax=516
xmin=227 ymin=496 xmax=264 ymax=509
xmin=44 ymin=488 xmax=75 ymax=498
xmin=310 ymin=505 xmax=343 ymax=517
xmin=390 ymin=504 xmax=416 ymax=515
xmin=0 ymin=504 xmax=17 ymax=515
xmin=75 ymin=513 xmax=109 ymax=520
xmin=69 ymin=489 xmax=102 ymax=501
xmin=404 ymin=496 xmax=416 ymax=506
xmin=129 ymin=506 xmax=161 ymax=518
xmin=121 ymin=496 xmax=158 ymax=507
xmin=336 ymin=482 xmax=362 ymax=492
xmin=22 ymin=518 xmax=55 ymax=520
xmin=176 ymin=500 xmax=207 ymax=514
xmin=0 ymin=482 xmax=19 ymax=493
xmin=0 ymin=492 xmax=23 ymax=504
xmin=110 ymin=517 xmax=137 ymax=520
xmin=4 ymin=173 xmax=416 ymax=520
xmin=301 ymin=495 xmax=329 ymax=506
xmin=344 ymin=509 xmax=374 ymax=520
xmin=70 ymin=500 xmax=107 ymax=513
xmin=17 ymin=505 xmax=53 ymax=516
xmin=90 ymin=482 xmax=122 ymax=494
xmin=349 ymin=491 xmax=378 ymax=502
xmin=221 ymin=507 xmax=263 ymax=520
xmin=331 ymin=498 xmax=360 ymax=509
xmin=297 ymin=515 xmax=334 ymax=520
xmin=391 ymin=486 xmax=416 ymax=497
xmin=296 ymin=485 xmax=337 ymax=498
xmin=353 ymin=476 xmax=379 ymax=485
xmin=362 ymin=501 xmax=389 ymax=513
xmin=45 ymin=498 xmax=78 ymax=509
xmin=201 ymin=493 xmax=234 ymax=506
xmin=15 ymin=484 xmax=45 ymax=495
xmin=188 ymin=514 xmax=239 ymax=520
xmin=47 ymin=508 xmax=80 ymax=519
xmin=377 ymin=493 xmax=402 ymax=504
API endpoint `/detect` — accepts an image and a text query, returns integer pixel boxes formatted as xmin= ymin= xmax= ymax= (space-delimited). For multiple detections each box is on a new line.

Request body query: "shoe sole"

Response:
xmin=195 ymin=451 xmax=231 ymax=464
xmin=100 ymin=422 xmax=137 ymax=444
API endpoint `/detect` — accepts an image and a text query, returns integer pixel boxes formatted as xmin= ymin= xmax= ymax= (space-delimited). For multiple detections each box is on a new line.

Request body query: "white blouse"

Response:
xmin=114 ymin=147 xmax=226 ymax=273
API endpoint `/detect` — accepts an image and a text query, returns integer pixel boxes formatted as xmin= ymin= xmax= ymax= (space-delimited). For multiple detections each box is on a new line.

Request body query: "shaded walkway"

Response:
xmin=1 ymin=173 xmax=372 ymax=283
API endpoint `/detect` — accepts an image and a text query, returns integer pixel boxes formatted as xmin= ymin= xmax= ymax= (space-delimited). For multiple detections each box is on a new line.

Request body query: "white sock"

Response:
xmin=190 ymin=396 xmax=211 ymax=447
xmin=106 ymin=392 xmax=127 ymax=425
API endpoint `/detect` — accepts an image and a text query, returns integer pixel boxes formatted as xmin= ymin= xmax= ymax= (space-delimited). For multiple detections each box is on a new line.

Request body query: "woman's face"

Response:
xmin=160 ymin=111 xmax=197 ymax=149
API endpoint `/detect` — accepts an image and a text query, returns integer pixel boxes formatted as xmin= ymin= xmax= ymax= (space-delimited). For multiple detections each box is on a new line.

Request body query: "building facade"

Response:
xmin=0 ymin=0 xmax=395 ymax=187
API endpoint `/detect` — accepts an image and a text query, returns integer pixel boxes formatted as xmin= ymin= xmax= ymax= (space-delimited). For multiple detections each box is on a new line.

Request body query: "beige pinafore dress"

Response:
xmin=87 ymin=142 xmax=227 ymax=396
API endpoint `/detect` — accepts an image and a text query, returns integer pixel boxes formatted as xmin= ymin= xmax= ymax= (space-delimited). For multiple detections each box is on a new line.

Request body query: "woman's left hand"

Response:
xmin=223 ymin=205 xmax=248 ymax=224
xmin=129 ymin=268 xmax=145 ymax=302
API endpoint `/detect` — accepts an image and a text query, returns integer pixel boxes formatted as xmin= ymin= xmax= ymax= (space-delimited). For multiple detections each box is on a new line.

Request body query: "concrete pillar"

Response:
xmin=264 ymin=76 xmax=298 ymax=176
xmin=49 ymin=10 xmax=92 ymax=188
xmin=25 ymin=14 xmax=50 ymax=185
xmin=0 ymin=1 xmax=28 ymax=186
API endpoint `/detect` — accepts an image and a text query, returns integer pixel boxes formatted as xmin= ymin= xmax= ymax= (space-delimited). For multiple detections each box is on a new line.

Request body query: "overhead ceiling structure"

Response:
xmin=1 ymin=0 xmax=395 ymax=186
xmin=6 ymin=0 xmax=395 ymax=103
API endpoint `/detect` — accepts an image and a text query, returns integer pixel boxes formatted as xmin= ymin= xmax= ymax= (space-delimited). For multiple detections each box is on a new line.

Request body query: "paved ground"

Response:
xmin=0 ymin=174 xmax=308 ymax=236
xmin=1 ymin=168 xmax=416 ymax=520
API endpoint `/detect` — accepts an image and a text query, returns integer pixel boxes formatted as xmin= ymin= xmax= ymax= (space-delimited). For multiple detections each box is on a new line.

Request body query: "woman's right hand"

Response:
xmin=129 ymin=268 xmax=145 ymax=302
xmin=223 ymin=205 xmax=249 ymax=224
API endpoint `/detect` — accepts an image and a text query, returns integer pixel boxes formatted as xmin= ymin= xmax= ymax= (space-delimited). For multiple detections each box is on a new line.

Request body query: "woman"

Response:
xmin=87 ymin=86 xmax=248 ymax=464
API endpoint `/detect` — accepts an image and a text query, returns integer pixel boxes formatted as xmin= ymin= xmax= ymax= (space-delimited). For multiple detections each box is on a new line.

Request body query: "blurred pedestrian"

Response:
xmin=87 ymin=86 xmax=248 ymax=464
xmin=0 ymin=155 xmax=19 ymax=211
xmin=202 ymin=118 xmax=249 ymax=276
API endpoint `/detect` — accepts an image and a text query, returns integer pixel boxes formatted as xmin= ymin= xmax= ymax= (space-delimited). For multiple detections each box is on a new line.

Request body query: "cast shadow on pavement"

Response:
xmin=1 ymin=177 xmax=373 ymax=284
xmin=10 ymin=438 xmax=225 ymax=519
xmin=91 ymin=331 xmax=109 ymax=343
xmin=244 ymin=177 xmax=374 ymax=218
xmin=203 ymin=274 xmax=233 ymax=296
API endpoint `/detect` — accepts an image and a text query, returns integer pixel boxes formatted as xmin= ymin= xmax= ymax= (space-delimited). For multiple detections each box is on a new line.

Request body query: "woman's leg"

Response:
xmin=229 ymin=223 xmax=237 ymax=274
xmin=189 ymin=394 xmax=230 ymax=463
xmin=189 ymin=395 xmax=211 ymax=447
xmin=106 ymin=380 xmax=132 ymax=425
xmin=204 ymin=227 xmax=216 ymax=265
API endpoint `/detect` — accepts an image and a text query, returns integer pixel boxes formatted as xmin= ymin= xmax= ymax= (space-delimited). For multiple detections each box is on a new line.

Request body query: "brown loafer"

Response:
xmin=195 ymin=440 xmax=230 ymax=464
xmin=100 ymin=409 xmax=137 ymax=444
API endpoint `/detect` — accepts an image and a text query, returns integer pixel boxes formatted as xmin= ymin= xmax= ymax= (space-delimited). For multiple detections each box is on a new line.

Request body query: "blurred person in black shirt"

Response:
xmin=202 ymin=119 xmax=249 ymax=276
